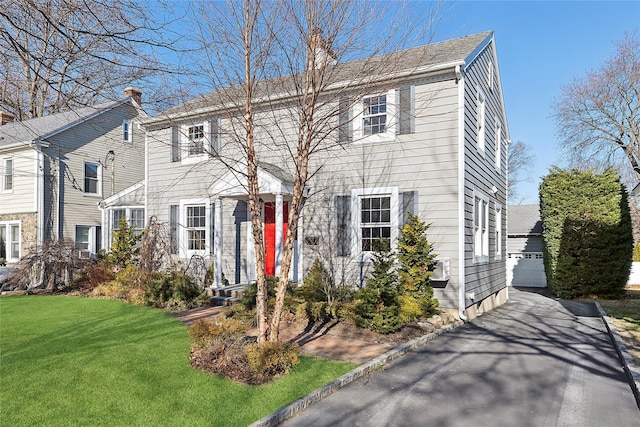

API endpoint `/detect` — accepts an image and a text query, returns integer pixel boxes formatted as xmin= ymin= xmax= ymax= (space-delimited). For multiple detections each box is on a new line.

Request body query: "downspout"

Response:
xmin=456 ymin=64 xmax=467 ymax=321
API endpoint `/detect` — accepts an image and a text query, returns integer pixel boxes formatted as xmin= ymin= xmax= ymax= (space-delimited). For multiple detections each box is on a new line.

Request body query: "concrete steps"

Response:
xmin=209 ymin=283 xmax=247 ymax=306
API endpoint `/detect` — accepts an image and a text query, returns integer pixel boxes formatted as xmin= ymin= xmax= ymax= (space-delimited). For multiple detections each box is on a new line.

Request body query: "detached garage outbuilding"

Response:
xmin=507 ymin=204 xmax=547 ymax=287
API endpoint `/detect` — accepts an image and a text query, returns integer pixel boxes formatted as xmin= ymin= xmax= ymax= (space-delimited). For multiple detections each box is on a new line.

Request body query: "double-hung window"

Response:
xmin=2 ymin=158 xmax=12 ymax=191
xmin=186 ymin=205 xmax=207 ymax=251
xmin=495 ymin=204 xmax=502 ymax=259
xmin=363 ymin=95 xmax=387 ymax=136
xmin=110 ymin=207 xmax=145 ymax=246
xmin=188 ymin=125 xmax=205 ymax=156
xmin=360 ymin=195 xmax=391 ymax=251
xmin=84 ymin=162 xmax=101 ymax=195
xmin=123 ymin=120 xmax=132 ymax=143
xmin=0 ymin=222 xmax=20 ymax=262
xmin=351 ymin=187 xmax=399 ymax=255
xmin=477 ymin=89 xmax=486 ymax=153
xmin=474 ymin=192 xmax=489 ymax=261
xmin=495 ymin=121 xmax=502 ymax=171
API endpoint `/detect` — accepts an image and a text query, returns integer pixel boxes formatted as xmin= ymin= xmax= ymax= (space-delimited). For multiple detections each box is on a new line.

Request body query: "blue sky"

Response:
xmin=431 ymin=1 xmax=639 ymax=204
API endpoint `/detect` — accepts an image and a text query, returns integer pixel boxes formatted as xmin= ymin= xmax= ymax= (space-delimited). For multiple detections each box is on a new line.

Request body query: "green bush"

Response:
xmin=109 ymin=216 xmax=140 ymax=267
xmin=92 ymin=264 xmax=148 ymax=304
xmin=396 ymin=212 xmax=439 ymax=321
xmin=241 ymin=276 xmax=278 ymax=309
xmin=540 ymin=168 xmax=633 ymax=298
xmin=245 ymin=341 xmax=301 ymax=377
xmin=188 ymin=317 xmax=249 ymax=349
xmin=296 ymin=259 xmax=332 ymax=303
xmin=305 ymin=301 xmax=331 ymax=322
xmin=145 ymin=270 xmax=202 ymax=307
xmin=353 ymin=242 xmax=402 ymax=334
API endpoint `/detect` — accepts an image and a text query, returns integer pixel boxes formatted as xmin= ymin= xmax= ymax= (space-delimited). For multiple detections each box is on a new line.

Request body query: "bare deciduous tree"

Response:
xmin=554 ymin=31 xmax=640 ymax=182
xmin=189 ymin=0 xmax=441 ymax=342
xmin=507 ymin=140 xmax=535 ymax=203
xmin=0 ymin=0 xmax=182 ymax=119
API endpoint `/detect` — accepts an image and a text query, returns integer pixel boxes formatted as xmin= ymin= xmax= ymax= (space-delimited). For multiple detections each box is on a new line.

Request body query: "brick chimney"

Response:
xmin=124 ymin=87 xmax=142 ymax=106
xmin=0 ymin=111 xmax=15 ymax=126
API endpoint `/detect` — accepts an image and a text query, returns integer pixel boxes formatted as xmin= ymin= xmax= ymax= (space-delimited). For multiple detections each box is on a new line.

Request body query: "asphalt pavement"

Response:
xmin=281 ymin=288 xmax=640 ymax=427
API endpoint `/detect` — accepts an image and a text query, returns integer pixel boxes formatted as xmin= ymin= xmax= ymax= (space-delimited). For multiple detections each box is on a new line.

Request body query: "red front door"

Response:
xmin=263 ymin=201 xmax=288 ymax=277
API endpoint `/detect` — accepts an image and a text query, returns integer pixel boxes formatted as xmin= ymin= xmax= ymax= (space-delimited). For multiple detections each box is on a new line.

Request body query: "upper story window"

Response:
xmin=474 ymin=191 xmax=489 ymax=262
xmin=188 ymin=125 xmax=205 ymax=156
xmin=352 ymin=89 xmax=398 ymax=143
xmin=83 ymin=162 xmax=101 ymax=196
xmin=363 ymin=95 xmax=387 ymax=136
xmin=477 ymin=89 xmax=486 ymax=153
xmin=2 ymin=158 xmax=13 ymax=191
xmin=488 ymin=60 xmax=494 ymax=91
xmin=123 ymin=120 xmax=132 ymax=143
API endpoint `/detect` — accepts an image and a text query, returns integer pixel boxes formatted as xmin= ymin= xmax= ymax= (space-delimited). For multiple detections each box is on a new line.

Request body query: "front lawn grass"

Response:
xmin=599 ymin=287 xmax=640 ymax=365
xmin=0 ymin=296 xmax=355 ymax=426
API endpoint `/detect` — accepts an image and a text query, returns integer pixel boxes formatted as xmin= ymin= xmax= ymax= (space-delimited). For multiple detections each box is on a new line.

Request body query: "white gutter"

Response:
xmin=456 ymin=64 xmax=467 ymax=321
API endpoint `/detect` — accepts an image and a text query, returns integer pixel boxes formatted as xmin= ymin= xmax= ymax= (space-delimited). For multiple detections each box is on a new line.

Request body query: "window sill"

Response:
xmin=83 ymin=193 xmax=102 ymax=198
xmin=353 ymin=132 xmax=396 ymax=145
xmin=181 ymin=154 xmax=208 ymax=166
xmin=474 ymin=255 xmax=489 ymax=264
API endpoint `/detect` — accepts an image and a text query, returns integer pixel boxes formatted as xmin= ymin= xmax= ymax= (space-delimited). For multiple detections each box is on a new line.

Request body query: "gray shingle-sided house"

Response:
xmin=0 ymin=88 xmax=145 ymax=263
xmin=507 ymin=204 xmax=546 ymax=287
xmin=132 ymin=31 xmax=508 ymax=320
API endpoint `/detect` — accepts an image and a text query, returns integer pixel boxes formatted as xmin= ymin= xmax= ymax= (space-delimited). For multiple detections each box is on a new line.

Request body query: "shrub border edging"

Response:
xmin=249 ymin=320 xmax=464 ymax=427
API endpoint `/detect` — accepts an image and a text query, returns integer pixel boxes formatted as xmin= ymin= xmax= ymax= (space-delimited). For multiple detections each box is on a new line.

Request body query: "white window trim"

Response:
xmin=181 ymin=122 xmax=210 ymax=165
xmin=75 ymin=225 xmax=99 ymax=254
xmin=83 ymin=161 xmax=102 ymax=197
xmin=488 ymin=60 xmax=494 ymax=92
xmin=179 ymin=198 xmax=211 ymax=258
xmin=494 ymin=119 xmax=502 ymax=171
xmin=122 ymin=119 xmax=132 ymax=143
xmin=2 ymin=157 xmax=13 ymax=193
xmin=353 ymin=89 xmax=398 ymax=144
xmin=0 ymin=221 xmax=21 ymax=263
xmin=495 ymin=204 xmax=502 ymax=260
xmin=473 ymin=190 xmax=489 ymax=263
xmin=476 ymin=88 xmax=486 ymax=154
xmin=351 ymin=187 xmax=399 ymax=260
xmin=108 ymin=206 xmax=145 ymax=248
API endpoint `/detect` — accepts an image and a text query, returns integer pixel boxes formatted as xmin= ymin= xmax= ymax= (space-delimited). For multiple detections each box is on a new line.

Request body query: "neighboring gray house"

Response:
xmin=133 ymin=31 xmax=508 ymax=320
xmin=507 ymin=204 xmax=546 ymax=287
xmin=0 ymin=89 xmax=145 ymax=263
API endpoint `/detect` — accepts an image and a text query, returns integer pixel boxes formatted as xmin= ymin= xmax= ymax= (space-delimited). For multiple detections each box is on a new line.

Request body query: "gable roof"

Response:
xmin=147 ymin=31 xmax=493 ymax=125
xmin=508 ymin=204 xmax=542 ymax=235
xmin=0 ymin=98 xmax=140 ymax=149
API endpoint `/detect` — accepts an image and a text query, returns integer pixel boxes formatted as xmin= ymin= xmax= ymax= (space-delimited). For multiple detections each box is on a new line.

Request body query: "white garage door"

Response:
xmin=507 ymin=252 xmax=547 ymax=287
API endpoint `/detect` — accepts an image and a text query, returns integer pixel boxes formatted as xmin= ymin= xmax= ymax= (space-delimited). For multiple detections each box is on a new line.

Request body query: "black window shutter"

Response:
xmin=399 ymin=85 xmax=415 ymax=135
xmin=169 ymin=205 xmax=178 ymax=254
xmin=335 ymin=195 xmax=351 ymax=256
xmin=338 ymin=97 xmax=352 ymax=142
xmin=401 ymin=191 xmax=417 ymax=226
xmin=171 ymin=127 xmax=180 ymax=162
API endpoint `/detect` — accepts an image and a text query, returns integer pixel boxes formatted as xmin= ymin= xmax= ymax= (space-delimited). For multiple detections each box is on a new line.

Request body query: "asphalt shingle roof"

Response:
xmin=152 ymin=31 xmax=493 ymax=121
xmin=0 ymin=100 xmax=124 ymax=147
xmin=508 ymin=204 xmax=542 ymax=235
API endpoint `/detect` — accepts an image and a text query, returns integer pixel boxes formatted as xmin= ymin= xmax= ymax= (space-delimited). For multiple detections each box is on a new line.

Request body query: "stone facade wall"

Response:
xmin=0 ymin=213 xmax=37 ymax=261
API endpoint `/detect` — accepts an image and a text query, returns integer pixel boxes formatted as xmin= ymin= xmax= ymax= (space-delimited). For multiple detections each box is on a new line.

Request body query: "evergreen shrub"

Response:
xmin=539 ymin=168 xmax=633 ymax=298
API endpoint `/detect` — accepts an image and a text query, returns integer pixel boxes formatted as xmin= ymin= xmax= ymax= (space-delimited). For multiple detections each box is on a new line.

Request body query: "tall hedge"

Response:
xmin=539 ymin=167 xmax=632 ymax=298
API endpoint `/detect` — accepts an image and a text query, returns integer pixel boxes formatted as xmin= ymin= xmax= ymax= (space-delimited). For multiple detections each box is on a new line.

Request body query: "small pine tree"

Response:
xmin=396 ymin=212 xmax=438 ymax=322
xmin=110 ymin=216 xmax=139 ymax=267
xmin=354 ymin=240 xmax=401 ymax=334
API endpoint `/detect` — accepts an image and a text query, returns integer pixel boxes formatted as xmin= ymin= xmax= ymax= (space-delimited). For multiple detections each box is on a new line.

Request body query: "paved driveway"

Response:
xmin=283 ymin=288 xmax=639 ymax=427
